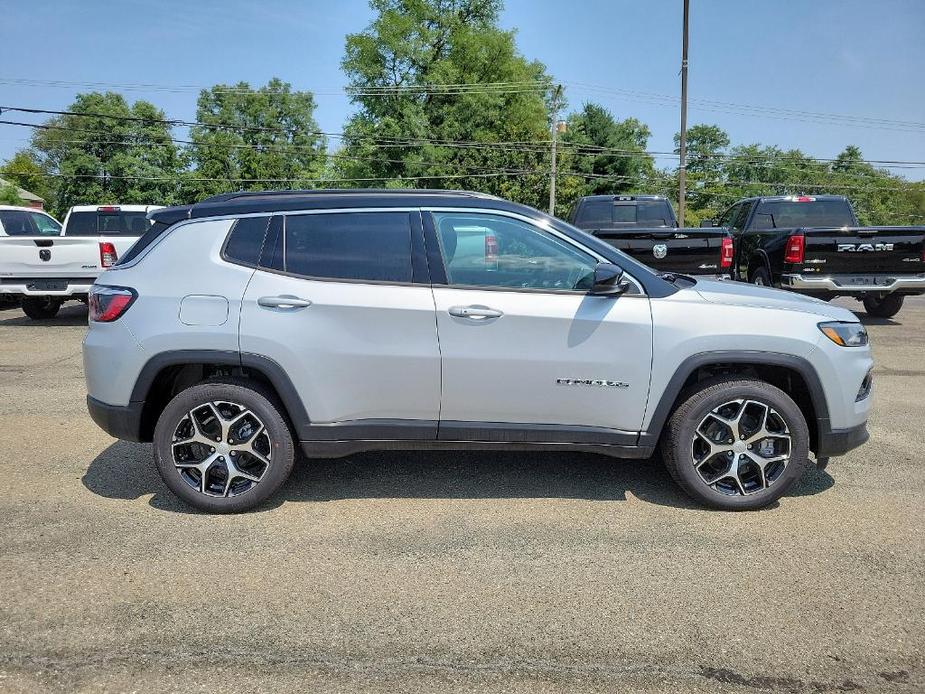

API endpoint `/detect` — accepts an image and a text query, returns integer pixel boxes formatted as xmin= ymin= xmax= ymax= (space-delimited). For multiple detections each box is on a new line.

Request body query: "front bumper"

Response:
xmin=87 ymin=395 xmax=145 ymax=442
xmin=780 ymin=273 xmax=925 ymax=294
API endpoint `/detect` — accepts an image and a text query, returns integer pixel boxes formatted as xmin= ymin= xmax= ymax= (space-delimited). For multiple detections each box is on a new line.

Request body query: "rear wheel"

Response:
xmin=153 ymin=381 xmax=295 ymax=513
xmin=661 ymin=377 xmax=811 ymax=510
xmin=750 ymin=267 xmax=771 ymax=287
xmin=21 ymin=297 xmax=62 ymax=320
xmin=863 ymin=294 xmax=904 ymax=318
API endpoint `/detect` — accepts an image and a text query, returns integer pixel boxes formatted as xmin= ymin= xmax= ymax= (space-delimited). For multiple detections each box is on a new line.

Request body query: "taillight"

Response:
xmin=89 ymin=285 xmax=136 ymax=322
xmin=99 ymin=241 xmax=117 ymax=268
xmin=784 ymin=234 xmax=805 ymax=264
xmin=97 ymin=205 xmax=120 ymax=212
xmin=720 ymin=236 xmax=734 ymax=269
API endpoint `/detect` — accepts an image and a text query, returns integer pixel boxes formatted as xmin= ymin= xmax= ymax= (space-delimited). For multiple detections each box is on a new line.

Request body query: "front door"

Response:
xmin=426 ymin=210 xmax=653 ymax=440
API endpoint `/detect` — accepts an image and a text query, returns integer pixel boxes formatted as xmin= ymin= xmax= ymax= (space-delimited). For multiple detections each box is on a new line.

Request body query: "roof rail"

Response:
xmin=199 ymin=188 xmax=501 ymax=204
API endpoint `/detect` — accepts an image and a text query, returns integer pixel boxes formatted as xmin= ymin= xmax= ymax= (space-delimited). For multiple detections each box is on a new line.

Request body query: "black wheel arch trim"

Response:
xmin=127 ymin=349 xmax=312 ymax=440
xmin=638 ymin=350 xmax=832 ymax=452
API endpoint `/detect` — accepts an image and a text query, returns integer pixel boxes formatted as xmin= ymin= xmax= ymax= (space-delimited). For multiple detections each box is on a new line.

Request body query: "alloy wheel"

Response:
xmin=691 ymin=398 xmax=791 ymax=496
xmin=170 ymin=400 xmax=272 ymax=497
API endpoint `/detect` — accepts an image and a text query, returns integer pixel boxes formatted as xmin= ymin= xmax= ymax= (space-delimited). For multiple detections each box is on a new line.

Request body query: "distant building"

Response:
xmin=0 ymin=177 xmax=44 ymax=210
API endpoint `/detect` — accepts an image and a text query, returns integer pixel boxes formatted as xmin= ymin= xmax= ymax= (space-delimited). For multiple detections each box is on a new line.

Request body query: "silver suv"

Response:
xmin=83 ymin=190 xmax=873 ymax=513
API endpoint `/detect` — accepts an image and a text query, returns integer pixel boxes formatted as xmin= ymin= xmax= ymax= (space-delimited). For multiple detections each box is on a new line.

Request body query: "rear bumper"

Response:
xmin=87 ymin=395 xmax=145 ymax=442
xmin=816 ymin=421 xmax=869 ymax=458
xmin=0 ymin=279 xmax=94 ymax=297
xmin=780 ymin=273 xmax=925 ymax=294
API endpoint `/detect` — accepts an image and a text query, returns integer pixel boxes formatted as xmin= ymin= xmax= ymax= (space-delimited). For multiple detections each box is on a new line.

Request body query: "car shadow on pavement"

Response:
xmin=82 ymin=440 xmax=835 ymax=514
xmin=0 ymin=303 xmax=88 ymax=326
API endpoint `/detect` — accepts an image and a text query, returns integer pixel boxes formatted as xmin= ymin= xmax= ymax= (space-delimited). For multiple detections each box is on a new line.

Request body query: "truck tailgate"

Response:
xmin=0 ymin=237 xmax=101 ymax=279
xmin=802 ymin=227 xmax=925 ymax=274
xmin=591 ymin=228 xmax=729 ymax=274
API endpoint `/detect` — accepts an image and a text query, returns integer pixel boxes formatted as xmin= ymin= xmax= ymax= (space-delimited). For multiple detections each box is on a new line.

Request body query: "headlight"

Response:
xmin=818 ymin=321 xmax=868 ymax=347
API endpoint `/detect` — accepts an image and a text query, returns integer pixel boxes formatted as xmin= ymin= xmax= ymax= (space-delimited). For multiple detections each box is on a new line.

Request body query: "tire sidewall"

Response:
xmin=666 ymin=380 xmax=810 ymax=510
xmin=153 ymin=382 xmax=295 ymax=513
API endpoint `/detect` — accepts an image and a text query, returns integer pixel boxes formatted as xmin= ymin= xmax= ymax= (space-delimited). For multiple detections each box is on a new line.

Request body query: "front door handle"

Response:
xmin=448 ymin=305 xmax=503 ymax=320
xmin=257 ymin=295 xmax=312 ymax=310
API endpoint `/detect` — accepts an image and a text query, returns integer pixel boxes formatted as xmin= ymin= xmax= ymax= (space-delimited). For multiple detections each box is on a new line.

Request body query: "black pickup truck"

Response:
xmin=566 ymin=195 xmax=733 ymax=277
xmin=706 ymin=195 xmax=925 ymax=317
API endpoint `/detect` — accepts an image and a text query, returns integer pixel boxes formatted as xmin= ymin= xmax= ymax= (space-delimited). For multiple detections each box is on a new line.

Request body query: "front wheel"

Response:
xmin=863 ymin=294 xmax=904 ymax=318
xmin=21 ymin=296 xmax=62 ymax=319
xmin=750 ymin=267 xmax=771 ymax=287
xmin=153 ymin=380 xmax=295 ymax=513
xmin=661 ymin=377 xmax=811 ymax=510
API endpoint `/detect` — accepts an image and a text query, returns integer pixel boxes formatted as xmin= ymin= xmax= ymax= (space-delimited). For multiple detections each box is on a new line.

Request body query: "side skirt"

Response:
xmin=300 ymin=439 xmax=655 ymax=460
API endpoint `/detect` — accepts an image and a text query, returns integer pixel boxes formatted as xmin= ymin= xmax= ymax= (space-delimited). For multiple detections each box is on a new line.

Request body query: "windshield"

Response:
xmin=65 ymin=210 xmax=152 ymax=236
xmin=0 ymin=210 xmax=62 ymax=236
xmin=751 ymin=200 xmax=855 ymax=229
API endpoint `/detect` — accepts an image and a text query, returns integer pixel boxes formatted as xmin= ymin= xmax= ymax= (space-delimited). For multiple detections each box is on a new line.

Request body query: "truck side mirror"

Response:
xmin=700 ymin=219 xmax=715 ymax=228
xmin=589 ymin=262 xmax=628 ymax=296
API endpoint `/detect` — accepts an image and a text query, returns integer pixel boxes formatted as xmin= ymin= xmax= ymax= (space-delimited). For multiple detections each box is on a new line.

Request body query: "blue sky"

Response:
xmin=1 ymin=0 xmax=923 ymax=180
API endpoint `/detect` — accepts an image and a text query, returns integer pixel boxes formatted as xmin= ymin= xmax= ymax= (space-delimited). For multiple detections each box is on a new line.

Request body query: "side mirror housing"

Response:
xmin=700 ymin=219 xmax=715 ymax=228
xmin=589 ymin=262 xmax=628 ymax=296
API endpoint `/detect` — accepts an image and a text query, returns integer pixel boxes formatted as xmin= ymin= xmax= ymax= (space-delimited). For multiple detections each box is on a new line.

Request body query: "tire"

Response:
xmin=863 ymin=294 xmax=904 ymax=318
xmin=750 ymin=266 xmax=771 ymax=287
xmin=153 ymin=380 xmax=296 ymax=513
xmin=21 ymin=296 xmax=62 ymax=320
xmin=661 ymin=377 xmax=811 ymax=511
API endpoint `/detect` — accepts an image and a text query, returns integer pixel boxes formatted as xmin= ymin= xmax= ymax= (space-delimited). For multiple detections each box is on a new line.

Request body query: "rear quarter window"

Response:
xmin=223 ymin=216 xmax=271 ymax=267
xmin=282 ymin=212 xmax=412 ymax=283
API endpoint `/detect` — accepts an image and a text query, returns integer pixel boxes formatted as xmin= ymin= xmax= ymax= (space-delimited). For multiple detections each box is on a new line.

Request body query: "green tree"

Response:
xmin=672 ymin=124 xmax=731 ymax=214
xmin=559 ymin=103 xmax=654 ymax=207
xmin=0 ymin=150 xmax=53 ymax=207
xmin=338 ymin=0 xmax=553 ymax=209
xmin=187 ymin=78 xmax=326 ymax=199
xmin=0 ymin=184 xmax=22 ymax=206
xmin=29 ymin=91 xmax=182 ymax=217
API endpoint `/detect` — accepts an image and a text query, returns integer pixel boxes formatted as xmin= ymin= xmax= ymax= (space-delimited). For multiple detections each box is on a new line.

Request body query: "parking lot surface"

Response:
xmin=0 ymin=297 xmax=922 ymax=693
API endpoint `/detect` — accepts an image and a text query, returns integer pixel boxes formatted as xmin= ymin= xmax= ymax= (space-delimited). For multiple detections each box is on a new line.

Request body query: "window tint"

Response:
xmin=224 ymin=216 xmax=270 ymax=266
xmin=0 ymin=210 xmax=60 ymax=236
xmin=636 ymin=201 xmax=674 ymax=226
xmin=433 ymin=212 xmax=596 ymax=292
xmin=260 ymin=215 xmax=285 ymax=271
xmin=283 ymin=212 xmax=412 ymax=283
xmin=731 ymin=202 xmax=752 ymax=230
xmin=575 ymin=200 xmax=612 ymax=227
xmin=716 ymin=204 xmax=738 ymax=229
xmin=65 ymin=210 xmax=151 ymax=236
xmin=612 ymin=205 xmax=636 ymax=224
xmin=751 ymin=199 xmax=855 ymax=229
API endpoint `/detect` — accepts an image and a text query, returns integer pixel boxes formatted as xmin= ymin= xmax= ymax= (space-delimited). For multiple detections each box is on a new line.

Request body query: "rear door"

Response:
xmin=239 ymin=209 xmax=441 ymax=439
xmin=426 ymin=209 xmax=653 ymax=438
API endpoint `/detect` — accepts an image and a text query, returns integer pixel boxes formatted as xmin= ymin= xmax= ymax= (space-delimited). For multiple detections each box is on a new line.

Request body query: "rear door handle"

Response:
xmin=257 ymin=295 xmax=312 ymax=310
xmin=448 ymin=305 xmax=503 ymax=319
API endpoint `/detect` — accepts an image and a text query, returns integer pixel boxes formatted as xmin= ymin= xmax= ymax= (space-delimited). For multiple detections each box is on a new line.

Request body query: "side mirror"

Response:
xmin=700 ymin=219 xmax=715 ymax=228
xmin=589 ymin=262 xmax=628 ymax=296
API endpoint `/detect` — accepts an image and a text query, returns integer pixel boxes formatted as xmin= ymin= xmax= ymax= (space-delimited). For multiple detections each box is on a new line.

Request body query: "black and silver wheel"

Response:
xmin=863 ymin=294 xmax=904 ymax=318
xmin=21 ymin=296 xmax=62 ymax=319
xmin=153 ymin=381 xmax=295 ymax=513
xmin=661 ymin=377 xmax=810 ymax=510
xmin=750 ymin=267 xmax=771 ymax=287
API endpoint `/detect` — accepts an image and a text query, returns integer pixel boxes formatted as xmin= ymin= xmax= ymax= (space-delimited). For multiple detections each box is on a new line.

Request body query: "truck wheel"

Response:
xmin=661 ymin=377 xmax=811 ymax=511
xmin=750 ymin=267 xmax=771 ymax=287
xmin=21 ymin=297 xmax=62 ymax=320
xmin=153 ymin=380 xmax=295 ymax=513
xmin=863 ymin=295 xmax=904 ymax=318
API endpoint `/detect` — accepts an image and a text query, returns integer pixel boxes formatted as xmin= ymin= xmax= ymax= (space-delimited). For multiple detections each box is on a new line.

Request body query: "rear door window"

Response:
xmin=282 ymin=212 xmax=412 ymax=283
xmin=65 ymin=210 xmax=152 ymax=236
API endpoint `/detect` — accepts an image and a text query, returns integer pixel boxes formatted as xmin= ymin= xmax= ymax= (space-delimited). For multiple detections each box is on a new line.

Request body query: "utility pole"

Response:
xmin=549 ymin=84 xmax=562 ymax=215
xmin=678 ymin=0 xmax=690 ymax=227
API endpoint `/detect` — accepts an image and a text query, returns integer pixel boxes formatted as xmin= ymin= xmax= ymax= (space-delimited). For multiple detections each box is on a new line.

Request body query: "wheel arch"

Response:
xmin=131 ymin=350 xmax=310 ymax=442
xmin=639 ymin=351 xmax=829 ymax=454
xmin=746 ymin=250 xmax=772 ymax=282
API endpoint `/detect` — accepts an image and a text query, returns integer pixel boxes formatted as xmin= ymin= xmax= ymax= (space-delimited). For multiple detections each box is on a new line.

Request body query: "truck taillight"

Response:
xmin=99 ymin=242 xmax=118 ymax=268
xmin=720 ymin=236 xmax=734 ymax=269
xmin=784 ymin=234 xmax=805 ymax=264
xmin=89 ymin=286 xmax=136 ymax=322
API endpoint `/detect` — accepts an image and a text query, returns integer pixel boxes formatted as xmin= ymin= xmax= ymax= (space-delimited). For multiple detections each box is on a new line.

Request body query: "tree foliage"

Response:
xmin=187 ymin=78 xmax=326 ymax=199
xmin=0 ymin=150 xmax=53 ymax=207
xmin=0 ymin=184 xmax=22 ymax=206
xmin=338 ymin=0 xmax=553 ymax=209
xmin=28 ymin=92 xmax=182 ymax=217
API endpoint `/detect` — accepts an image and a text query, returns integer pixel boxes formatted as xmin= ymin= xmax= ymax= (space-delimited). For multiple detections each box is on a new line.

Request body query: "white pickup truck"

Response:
xmin=0 ymin=204 xmax=162 ymax=319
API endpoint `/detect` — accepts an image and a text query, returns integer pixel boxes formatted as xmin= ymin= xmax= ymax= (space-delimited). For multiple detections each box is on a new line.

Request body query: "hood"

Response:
xmin=691 ymin=279 xmax=859 ymax=322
